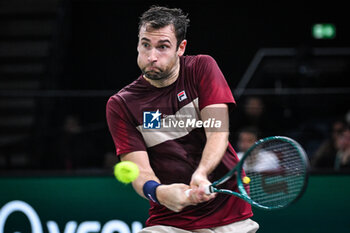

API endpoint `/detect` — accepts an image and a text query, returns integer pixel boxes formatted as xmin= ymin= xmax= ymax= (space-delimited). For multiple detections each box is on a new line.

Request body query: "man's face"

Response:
xmin=137 ymin=24 xmax=186 ymax=80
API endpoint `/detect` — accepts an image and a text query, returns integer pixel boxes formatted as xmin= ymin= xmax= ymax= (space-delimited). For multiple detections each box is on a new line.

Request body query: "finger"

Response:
xmin=197 ymin=191 xmax=213 ymax=202
xmin=198 ymin=185 xmax=213 ymax=195
xmin=187 ymin=184 xmax=216 ymax=204
xmin=196 ymin=186 xmax=216 ymax=202
xmin=184 ymin=189 xmax=200 ymax=205
xmin=192 ymin=189 xmax=210 ymax=203
xmin=171 ymin=206 xmax=183 ymax=212
xmin=190 ymin=188 xmax=206 ymax=204
xmin=191 ymin=188 xmax=203 ymax=203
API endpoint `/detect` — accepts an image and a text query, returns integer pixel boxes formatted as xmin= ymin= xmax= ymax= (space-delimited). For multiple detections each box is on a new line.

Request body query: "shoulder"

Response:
xmin=106 ymin=77 xmax=140 ymax=110
xmin=182 ymin=55 xmax=219 ymax=74
xmin=182 ymin=54 xmax=217 ymax=66
xmin=106 ymin=94 xmax=123 ymax=114
xmin=195 ymin=54 xmax=216 ymax=63
xmin=108 ymin=76 xmax=146 ymax=105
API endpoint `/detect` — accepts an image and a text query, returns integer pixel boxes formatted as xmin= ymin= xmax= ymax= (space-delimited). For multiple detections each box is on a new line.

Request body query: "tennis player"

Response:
xmin=106 ymin=6 xmax=259 ymax=232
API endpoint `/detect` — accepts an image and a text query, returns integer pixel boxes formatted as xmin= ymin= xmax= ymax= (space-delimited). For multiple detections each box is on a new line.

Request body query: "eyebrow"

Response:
xmin=141 ymin=37 xmax=151 ymax=42
xmin=141 ymin=37 xmax=172 ymax=45
xmin=158 ymin=39 xmax=171 ymax=44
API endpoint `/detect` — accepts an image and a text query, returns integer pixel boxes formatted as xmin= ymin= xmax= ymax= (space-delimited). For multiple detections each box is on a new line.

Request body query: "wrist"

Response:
xmin=143 ymin=180 xmax=161 ymax=204
xmin=155 ymin=184 xmax=166 ymax=205
xmin=195 ymin=167 xmax=209 ymax=176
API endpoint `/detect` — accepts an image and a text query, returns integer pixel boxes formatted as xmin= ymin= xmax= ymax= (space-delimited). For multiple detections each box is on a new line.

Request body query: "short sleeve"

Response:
xmin=195 ymin=55 xmax=236 ymax=110
xmin=106 ymin=95 xmax=147 ymax=156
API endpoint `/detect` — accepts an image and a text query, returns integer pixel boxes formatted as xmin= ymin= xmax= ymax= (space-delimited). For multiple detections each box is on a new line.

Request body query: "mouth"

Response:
xmin=146 ymin=66 xmax=161 ymax=72
xmin=143 ymin=67 xmax=165 ymax=80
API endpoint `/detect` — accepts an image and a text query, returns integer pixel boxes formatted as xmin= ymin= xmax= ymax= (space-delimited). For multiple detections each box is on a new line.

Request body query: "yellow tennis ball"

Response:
xmin=114 ymin=161 xmax=139 ymax=184
xmin=243 ymin=176 xmax=251 ymax=184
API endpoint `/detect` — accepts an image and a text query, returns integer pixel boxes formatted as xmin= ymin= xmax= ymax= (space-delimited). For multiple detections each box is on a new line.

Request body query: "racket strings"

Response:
xmin=242 ymin=139 xmax=307 ymax=208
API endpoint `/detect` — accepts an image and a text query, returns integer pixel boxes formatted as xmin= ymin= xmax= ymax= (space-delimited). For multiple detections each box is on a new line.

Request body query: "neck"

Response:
xmin=144 ymin=58 xmax=180 ymax=88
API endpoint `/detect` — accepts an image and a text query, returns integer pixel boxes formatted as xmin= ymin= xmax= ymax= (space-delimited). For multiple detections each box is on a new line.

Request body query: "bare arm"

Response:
xmin=120 ymin=151 xmax=159 ymax=198
xmin=190 ymin=103 xmax=230 ymax=201
xmin=196 ymin=103 xmax=229 ymax=175
xmin=120 ymin=151 xmax=197 ymax=212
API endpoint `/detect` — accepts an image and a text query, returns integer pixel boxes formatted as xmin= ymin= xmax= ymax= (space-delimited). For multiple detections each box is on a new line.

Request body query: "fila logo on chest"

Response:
xmin=177 ymin=90 xmax=187 ymax=102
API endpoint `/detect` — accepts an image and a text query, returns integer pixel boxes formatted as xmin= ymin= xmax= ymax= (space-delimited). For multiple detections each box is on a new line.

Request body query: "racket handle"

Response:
xmin=184 ymin=185 xmax=212 ymax=197
xmin=204 ymin=185 xmax=212 ymax=194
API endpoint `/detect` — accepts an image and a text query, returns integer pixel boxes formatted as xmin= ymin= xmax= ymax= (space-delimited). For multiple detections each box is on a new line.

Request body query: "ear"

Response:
xmin=177 ymin=40 xmax=187 ymax=56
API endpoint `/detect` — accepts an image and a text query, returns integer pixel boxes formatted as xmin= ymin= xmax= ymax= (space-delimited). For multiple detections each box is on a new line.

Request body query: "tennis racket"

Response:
xmin=186 ymin=136 xmax=309 ymax=210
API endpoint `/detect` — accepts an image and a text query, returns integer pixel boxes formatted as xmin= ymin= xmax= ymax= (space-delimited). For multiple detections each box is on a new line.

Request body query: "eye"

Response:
xmin=141 ymin=42 xmax=150 ymax=48
xmin=158 ymin=44 xmax=169 ymax=50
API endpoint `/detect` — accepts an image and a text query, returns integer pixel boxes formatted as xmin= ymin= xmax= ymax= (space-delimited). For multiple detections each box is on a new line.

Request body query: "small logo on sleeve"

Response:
xmin=177 ymin=90 xmax=187 ymax=102
xmin=143 ymin=110 xmax=161 ymax=129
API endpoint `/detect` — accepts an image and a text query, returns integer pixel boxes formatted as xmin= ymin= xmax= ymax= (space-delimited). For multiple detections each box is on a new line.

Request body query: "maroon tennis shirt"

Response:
xmin=106 ymin=55 xmax=252 ymax=230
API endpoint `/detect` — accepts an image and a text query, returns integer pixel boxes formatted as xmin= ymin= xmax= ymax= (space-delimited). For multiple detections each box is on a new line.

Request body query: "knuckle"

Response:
xmin=178 ymin=200 xmax=186 ymax=206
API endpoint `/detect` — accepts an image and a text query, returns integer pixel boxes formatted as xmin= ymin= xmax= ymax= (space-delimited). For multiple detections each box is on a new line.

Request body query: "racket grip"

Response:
xmin=184 ymin=185 xmax=212 ymax=197
xmin=204 ymin=185 xmax=212 ymax=194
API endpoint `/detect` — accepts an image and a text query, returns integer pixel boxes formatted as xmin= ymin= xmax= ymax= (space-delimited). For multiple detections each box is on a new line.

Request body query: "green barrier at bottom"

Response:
xmin=0 ymin=175 xmax=349 ymax=233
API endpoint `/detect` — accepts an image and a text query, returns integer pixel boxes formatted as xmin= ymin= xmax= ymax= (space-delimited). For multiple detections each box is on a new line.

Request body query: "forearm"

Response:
xmin=189 ymin=131 xmax=228 ymax=203
xmin=132 ymin=172 xmax=160 ymax=200
xmin=121 ymin=151 xmax=195 ymax=212
xmin=196 ymin=103 xmax=230 ymax=176
xmin=120 ymin=151 xmax=160 ymax=199
xmin=196 ymin=131 xmax=229 ymax=176
xmin=188 ymin=104 xmax=230 ymax=203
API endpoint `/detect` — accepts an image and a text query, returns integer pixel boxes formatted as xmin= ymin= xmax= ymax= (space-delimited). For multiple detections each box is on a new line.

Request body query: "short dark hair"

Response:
xmin=138 ymin=6 xmax=190 ymax=48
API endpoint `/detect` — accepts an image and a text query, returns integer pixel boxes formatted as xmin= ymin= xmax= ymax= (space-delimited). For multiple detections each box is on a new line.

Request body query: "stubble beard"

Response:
xmin=140 ymin=53 xmax=179 ymax=81
xmin=143 ymin=67 xmax=167 ymax=80
xmin=142 ymin=59 xmax=178 ymax=81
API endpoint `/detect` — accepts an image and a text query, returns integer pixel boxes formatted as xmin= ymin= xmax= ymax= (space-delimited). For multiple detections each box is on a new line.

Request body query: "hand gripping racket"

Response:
xmin=187 ymin=136 xmax=309 ymax=210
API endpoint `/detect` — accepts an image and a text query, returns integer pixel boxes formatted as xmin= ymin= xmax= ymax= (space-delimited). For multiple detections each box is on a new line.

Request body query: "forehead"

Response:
xmin=139 ymin=24 xmax=176 ymax=42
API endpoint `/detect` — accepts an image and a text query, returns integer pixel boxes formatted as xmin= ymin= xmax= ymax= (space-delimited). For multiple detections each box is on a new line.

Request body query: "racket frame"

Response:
xmin=209 ymin=136 xmax=309 ymax=210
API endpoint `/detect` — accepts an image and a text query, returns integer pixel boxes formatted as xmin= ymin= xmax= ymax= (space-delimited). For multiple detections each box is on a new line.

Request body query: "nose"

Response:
xmin=147 ymin=49 xmax=157 ymax=63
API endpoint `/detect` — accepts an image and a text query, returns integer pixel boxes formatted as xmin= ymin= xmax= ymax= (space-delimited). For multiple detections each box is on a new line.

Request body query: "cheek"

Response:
xmin=164 ymin=52 xmax=178 ymax=66
xmin=137 ymin=56 xmax=145 ymax=70
xmin=137 ymin=54 xmax=145 ymax=69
